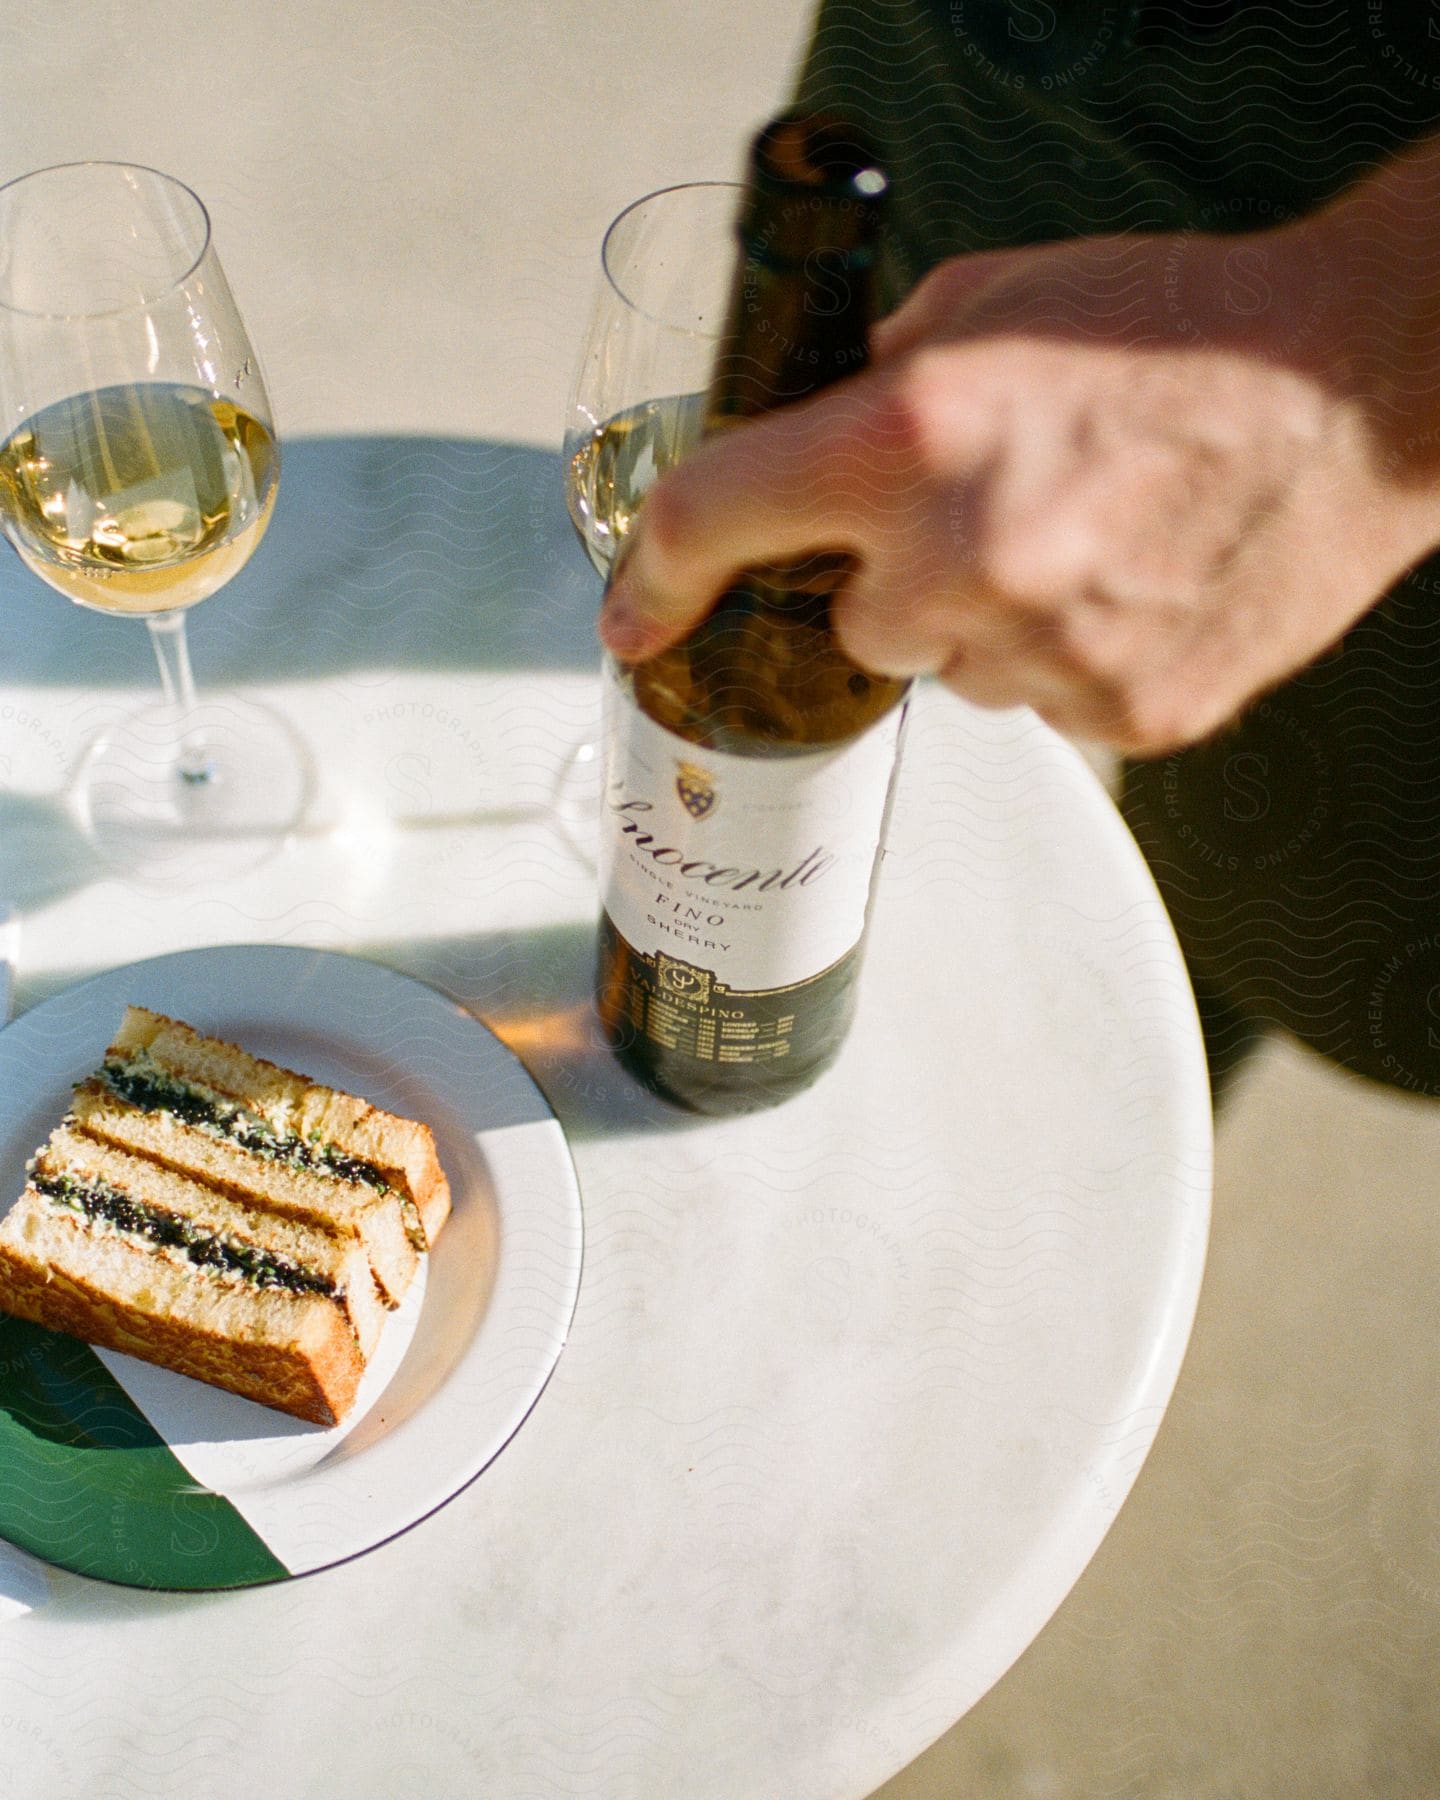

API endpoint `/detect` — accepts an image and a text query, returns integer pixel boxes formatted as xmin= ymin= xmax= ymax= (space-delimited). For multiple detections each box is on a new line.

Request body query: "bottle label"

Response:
xmin=598 ymin=661 xmax=905 ymax=995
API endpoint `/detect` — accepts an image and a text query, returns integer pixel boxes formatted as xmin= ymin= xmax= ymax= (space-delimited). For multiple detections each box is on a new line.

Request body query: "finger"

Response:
xmin=829 ymin=578 xmax=952 ymax=679
xmin=598 ymin=374 xmax=928 ymax=661
xmin=936 ymin=645 xmax=1043 ymax=712
xmin=870 ymin=248 xmax=1030 ymax=363
xmin=1026 ymin=659 xmax=1238 ymax=755
xmin=1033 ymin=688 xmax=1174 ymax=754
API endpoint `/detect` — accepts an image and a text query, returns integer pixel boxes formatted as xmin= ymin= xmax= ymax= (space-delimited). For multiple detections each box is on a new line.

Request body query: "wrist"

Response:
xmin=1305 ymin=147 xmax=1440 ymax=478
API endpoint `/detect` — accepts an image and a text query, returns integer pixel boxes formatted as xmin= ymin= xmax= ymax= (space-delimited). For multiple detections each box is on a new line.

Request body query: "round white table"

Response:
xmin=0 ymin=429 xmax=1209 ymax=1798
xmin=0 ymin=9 xmax=1210 ymax=1791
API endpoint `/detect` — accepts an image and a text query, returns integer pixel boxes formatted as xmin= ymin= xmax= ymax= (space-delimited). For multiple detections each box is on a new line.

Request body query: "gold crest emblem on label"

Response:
xmin=676 ymin=761 xmax=717 ymax=821
xmin=657 ymin=954 xmax=712 ymax=1003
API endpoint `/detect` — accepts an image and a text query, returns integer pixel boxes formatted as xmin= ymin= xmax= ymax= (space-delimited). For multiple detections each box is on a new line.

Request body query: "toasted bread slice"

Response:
xmin=71 ymin=1077 xmax=419 ymax=1308
xmin=32 ymin=1123 xmax=387 ymax=1357
xmin=108 ymin=1008 xmax=451 ymax=1249
xmin=0 ymin=1005 xmax=452 ymax=1427
xmin=0 ymin=1184 xmax=365 ymax=1427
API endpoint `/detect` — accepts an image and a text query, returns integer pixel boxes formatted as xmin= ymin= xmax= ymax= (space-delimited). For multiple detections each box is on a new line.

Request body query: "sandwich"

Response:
xmin=77 ymin=1007 xmax=450 ymax=1303
xmin=0 ymin=1007 xmax=451 ymax=1426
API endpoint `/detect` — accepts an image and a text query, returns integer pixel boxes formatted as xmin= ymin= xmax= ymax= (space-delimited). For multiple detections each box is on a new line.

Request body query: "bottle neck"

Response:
xmin=705 ymin=214 xmax=878 ymax=425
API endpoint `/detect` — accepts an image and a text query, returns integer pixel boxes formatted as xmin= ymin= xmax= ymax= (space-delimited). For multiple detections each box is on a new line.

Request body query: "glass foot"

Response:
xmin=549 ymin=737 xmax=602 ymax=872
xmin=72 ymin=694 xmax=313 ymax=881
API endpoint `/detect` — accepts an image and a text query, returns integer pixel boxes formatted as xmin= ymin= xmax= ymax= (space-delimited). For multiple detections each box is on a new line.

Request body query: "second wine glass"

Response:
xmin=554 ymin=182 xmax=740 ymax=858
xmin=563 ymin=180 xmax=740 ymax=578
xmin=0 ymin=160 xmax=307 ymax=867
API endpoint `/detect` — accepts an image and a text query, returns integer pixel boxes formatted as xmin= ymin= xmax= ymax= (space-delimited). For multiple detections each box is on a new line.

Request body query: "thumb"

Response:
xmin=598 ymin=543 xmax=698 ymax=663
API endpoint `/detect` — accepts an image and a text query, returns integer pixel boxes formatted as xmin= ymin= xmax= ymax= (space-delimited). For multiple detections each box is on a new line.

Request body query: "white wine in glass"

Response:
xmin=0 ymin=161 xmax=304 ymax=865
xmin=566 ymin=388 xmax=706 ymax=579
xmin=0 ymin=383 xmax=275 ymax=615
xmin=554 ymin=185 xmax=740 ymax=861
xmin=562 ymin=183 xmax=740 ymax=577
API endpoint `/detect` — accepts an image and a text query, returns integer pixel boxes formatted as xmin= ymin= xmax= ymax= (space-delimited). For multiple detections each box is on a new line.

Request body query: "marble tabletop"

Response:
xmin=0 ymin=430 xmax=1209 ymax=1798
xmin=0 ymin=9 xmax=1210 ymax=1795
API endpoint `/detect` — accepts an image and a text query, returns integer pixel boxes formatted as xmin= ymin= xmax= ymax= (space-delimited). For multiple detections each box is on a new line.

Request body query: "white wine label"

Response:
xmin=598 ymin=663 xmax=905 ymax=993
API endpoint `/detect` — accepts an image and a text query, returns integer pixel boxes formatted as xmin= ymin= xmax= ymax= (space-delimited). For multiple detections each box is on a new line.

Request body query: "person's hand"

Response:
xmin=598 ymin=176 xmax=1440 ymax=754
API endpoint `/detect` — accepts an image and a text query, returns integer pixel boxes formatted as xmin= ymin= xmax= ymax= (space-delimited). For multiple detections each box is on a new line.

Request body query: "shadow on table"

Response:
xmin=1 ymin=434 xmax=605 ymax=915
xmin=0 ymin=437 xmax=602 ymax=689
xmin=1 ymin=433 xmax=700 ymax=1138
xmin=357 ymin=922 xmax=707 ymax=1142
xmin=0 ymin=790 xmax=105 ymax=911
xmin=21 ymin=921 xmax=702 ymax=1143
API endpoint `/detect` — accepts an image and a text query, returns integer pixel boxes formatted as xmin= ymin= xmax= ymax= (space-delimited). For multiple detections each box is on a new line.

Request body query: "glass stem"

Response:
xmin=145 ymin=611 xmax=215 ymax=785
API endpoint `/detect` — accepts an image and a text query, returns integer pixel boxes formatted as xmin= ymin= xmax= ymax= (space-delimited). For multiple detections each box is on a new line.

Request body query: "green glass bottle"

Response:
xmin=597 ymin=114 xmax=910 ymax=1114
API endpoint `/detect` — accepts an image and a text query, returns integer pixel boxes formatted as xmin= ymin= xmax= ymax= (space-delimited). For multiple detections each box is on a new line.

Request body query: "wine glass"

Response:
xmin=0 ymin=161 xmax=307 ymax=869
xmin=556 ymin=182 xmax=740 ymax=852
xmin=563 ymin=181 xmax=739 ymax=575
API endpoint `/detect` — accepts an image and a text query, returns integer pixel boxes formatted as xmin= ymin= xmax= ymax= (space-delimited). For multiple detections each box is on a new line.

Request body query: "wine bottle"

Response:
xmin=596 ymin=113 xmax=909 ymax=1114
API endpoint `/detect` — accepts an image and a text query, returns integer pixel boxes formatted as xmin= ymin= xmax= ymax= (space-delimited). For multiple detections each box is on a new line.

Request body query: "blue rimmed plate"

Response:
xmin=0 ymin=944 xmax=583 ymax=1589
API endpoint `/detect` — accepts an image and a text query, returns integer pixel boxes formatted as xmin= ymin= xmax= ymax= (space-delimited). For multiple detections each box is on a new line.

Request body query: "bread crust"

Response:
xmin=71 ymin=1079 xmax=419 ymax=1308
xmin=36 ymin=1122 xmax=387 ymax=1357
xmin=0 ymin=1007 xmax=453 ymax=1426
xmin=110 ymin=1009 xmax=452 ymax=1248
xmin=0 ymin=1200 xmax=363 ymax=1426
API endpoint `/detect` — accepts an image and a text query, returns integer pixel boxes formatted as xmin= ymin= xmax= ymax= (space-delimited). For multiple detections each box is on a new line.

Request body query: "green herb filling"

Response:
xmin=34 ymin=1170 xmax=337 ymax=1297
xmin=98 ymin=1058 xmax=392 ymax=1194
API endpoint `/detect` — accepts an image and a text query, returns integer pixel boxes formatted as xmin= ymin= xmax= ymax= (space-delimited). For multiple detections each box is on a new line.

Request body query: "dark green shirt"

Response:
xmin=799 ymin=1 xmax=1440 ymax=286
xmin=797 ymin=1 xmax=1440 ymax=1094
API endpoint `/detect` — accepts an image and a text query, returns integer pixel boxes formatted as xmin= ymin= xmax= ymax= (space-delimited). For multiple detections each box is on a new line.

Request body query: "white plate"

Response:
xmin=0 ymin=944 xmax=583 ymax=1588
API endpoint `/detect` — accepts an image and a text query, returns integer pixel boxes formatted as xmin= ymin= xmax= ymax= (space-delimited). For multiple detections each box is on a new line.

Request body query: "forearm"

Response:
xmin=604 ymin=147 xmax=1440 ymax=752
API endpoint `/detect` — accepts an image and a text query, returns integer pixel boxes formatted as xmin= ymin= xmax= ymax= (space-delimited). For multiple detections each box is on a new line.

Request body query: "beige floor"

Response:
xmin=872 ymin=1034 xmax=1440 ymax=1798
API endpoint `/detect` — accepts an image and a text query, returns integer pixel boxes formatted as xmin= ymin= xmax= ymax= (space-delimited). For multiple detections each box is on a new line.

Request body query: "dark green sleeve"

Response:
xmin=793 ymin=0 xmax=1440 ymax=302
xmin=795 ymin=1 xmax=1440 ymax=1099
